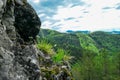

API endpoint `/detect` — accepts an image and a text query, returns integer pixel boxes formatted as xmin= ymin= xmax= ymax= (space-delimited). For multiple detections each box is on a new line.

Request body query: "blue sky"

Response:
xmin=28 ymin=0 xmax=120 ymax=32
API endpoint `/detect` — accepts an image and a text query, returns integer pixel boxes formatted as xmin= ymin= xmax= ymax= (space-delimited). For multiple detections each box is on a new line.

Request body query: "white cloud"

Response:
xmin=41 ymin=0 xmax=120 ymax=32
xmin=33 ymin=0 xmax=40 ymax=3
xmin=53 ymin=5 xmax=86 ymax=20
xmin=82 ymin=0 xmax=120 ymax=6
xmin=38 ymin=14 xmax=46 ymax=18
xmin=42 ymin=21 xmax=52 ymax=29
xmin=28 ymin=0 xmax=40 ymax=4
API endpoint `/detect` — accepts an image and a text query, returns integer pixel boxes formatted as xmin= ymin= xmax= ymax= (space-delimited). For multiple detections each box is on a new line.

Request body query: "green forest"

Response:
xmin=37 ymin=29 xmax=120 ymax=80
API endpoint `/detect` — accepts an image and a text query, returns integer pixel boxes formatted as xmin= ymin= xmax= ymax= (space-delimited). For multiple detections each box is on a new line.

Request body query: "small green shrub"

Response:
xmin=36 ymin=40 xmax=55 ymax=56
xmin=52 ymin=49 xmax=73 ymax=63
xmin=52 ymin=49 xmax=64 ymax=63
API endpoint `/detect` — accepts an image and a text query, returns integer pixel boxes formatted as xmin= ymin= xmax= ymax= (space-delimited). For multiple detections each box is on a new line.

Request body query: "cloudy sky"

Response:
xmin=28 ymin=0 xmax=120 ymax=32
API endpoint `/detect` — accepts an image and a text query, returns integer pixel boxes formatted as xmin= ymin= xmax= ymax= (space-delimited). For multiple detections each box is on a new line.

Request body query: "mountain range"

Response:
xmin=39 ymin=29 xmax=120 ymax=59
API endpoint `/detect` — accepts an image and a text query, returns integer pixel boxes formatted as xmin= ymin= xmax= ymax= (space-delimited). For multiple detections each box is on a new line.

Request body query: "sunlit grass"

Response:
xmin=36 ymin=40 xmax=55 ymax=56
xmin=52 ymin=49 xmax=73 ymax=63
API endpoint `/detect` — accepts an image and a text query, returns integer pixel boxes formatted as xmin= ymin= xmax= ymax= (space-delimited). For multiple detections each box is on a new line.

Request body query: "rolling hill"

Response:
xmin=38 ymin=29 xmax=120 ymax=58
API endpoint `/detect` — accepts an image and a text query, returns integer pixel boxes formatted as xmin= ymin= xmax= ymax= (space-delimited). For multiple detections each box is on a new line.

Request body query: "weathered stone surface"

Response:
xmin=0 ymin=45 xmax=40 ymax=80
xmin=0 ymin=0 xmax=41 ymax=80
xmin=13 ymin=45 xmax=41 ymax=80
xmin=0 ymin=47 xmax=14 ymax=80
xmin=0 ymin=0 xmax=73 ymax=80
xmin=0 ymin=24 xmax=13 ymax=50
xmin=2 ymin=0 xmax=16 ymax=42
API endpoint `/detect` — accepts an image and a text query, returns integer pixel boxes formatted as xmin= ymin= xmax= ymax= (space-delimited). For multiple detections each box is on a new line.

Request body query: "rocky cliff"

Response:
xmin=0 ymin=0 xmax=72 ymax=80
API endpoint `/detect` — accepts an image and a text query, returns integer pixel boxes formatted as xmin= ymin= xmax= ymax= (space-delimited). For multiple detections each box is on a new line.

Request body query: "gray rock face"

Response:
xmin=0 ymin=47 xmax=14 ymax=80
xmin=0 ymin=0 xmax=41 ymax=80
xmin=0 ymin=0 xmax=73 ymax=80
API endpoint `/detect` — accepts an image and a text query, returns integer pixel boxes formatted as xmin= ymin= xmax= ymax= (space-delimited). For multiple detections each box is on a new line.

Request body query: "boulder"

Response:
xmin=14 ymin=1 xmax=41 ymax=42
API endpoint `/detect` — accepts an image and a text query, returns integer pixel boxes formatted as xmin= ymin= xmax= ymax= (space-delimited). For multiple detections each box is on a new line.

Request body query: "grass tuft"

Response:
xmin=36 ymin=40 xmax=55 ymax=56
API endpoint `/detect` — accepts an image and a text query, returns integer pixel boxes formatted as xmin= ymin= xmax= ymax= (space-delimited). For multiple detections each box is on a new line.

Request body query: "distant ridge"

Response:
xmin=66 ymin=30 xmax=120 ymax=34
xmin=66 ymin=30 xmax=90 ymax=34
